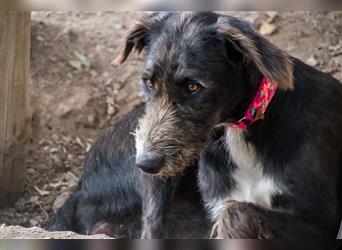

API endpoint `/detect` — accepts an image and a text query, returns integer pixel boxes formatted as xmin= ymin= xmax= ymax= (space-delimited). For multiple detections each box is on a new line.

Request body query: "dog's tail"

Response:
xmin=47 ymin=183 xmax=82 ymax=232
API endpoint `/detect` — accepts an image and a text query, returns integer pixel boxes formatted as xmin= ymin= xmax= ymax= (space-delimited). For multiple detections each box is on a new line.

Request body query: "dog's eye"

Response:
xmin=144 ymin=79 xmax=153 ymax=89
xmin=187 ymin=83 xmax=201 ymax=94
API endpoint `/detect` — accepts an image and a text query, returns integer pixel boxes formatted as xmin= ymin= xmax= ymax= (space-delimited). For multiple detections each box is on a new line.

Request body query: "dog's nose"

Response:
xmin=136 ymin=155 xmax=164 ymax=174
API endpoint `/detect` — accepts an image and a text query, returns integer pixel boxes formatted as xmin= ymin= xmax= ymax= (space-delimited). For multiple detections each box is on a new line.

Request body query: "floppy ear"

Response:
xmin=112 ymin=13 xmax=167 ymax=66
xmin=217 ymin=16 xmax=294 ymax=90
xmin=111 ymin=17 xmax=153 ymax=66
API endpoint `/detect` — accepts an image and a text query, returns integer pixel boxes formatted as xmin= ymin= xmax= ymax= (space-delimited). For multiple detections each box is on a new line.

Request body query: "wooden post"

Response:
xmin=0 ymin=11 xmax=31 ymax=207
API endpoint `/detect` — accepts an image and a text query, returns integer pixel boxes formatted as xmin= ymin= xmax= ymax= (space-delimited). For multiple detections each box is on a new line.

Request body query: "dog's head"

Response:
xmin=114 ymin=12 xmax=293 ymax=176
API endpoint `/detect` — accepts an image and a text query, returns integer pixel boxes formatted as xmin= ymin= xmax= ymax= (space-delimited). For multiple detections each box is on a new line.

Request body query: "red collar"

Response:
xmin=229 ymin=76 xmax=277 ymax=129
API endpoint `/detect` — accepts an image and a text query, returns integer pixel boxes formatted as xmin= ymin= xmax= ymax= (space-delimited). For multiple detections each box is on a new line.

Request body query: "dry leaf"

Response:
xmin=34 ymin=186 xmax=50 ymax=196
xmin=52 ymin=192 xmax=71 ymax=213
xmin=75 ymin=137 xmax=85 ymax=148
xmin=49 ymin=180 xmax=65 ymax=188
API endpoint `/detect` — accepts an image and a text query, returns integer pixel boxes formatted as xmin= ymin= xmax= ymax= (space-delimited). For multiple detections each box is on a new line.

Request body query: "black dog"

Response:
xmin=50 ymin=12 xmax=342 ymax=238
xmin=48 ymin=104 xmax=209 ymax=238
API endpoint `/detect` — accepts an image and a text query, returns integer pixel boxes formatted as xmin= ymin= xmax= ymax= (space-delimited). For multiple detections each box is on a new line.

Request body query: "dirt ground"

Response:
xmin=0 ymin=11 xmax=341 ymax=230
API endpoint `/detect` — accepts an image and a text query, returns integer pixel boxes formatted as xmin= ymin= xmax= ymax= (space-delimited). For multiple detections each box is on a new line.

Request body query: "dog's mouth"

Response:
xmin=137 ymin=162 xmax=187 ymax=176
xmin=136 ymin=154 xmax=197 ymax=177
xmin=156 ymin=165 xmax=187 ymax=176
xmin=140 ymin=167 xmax=160 ymax=175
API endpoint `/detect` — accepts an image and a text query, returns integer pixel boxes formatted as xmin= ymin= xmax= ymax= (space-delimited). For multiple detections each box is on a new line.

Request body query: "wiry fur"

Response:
xmin=48 ymin=104 xmax=209 ymax=238
xmin=135 ymin=97 xmax=204 ymax=176
xmin=211 ymin=200 xmax=274 ymax=239
xmin=216 ymin=16 xmax=294 ymax=90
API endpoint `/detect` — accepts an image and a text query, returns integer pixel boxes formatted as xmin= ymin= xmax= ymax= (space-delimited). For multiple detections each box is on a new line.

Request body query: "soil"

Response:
xmin=0 ymin=11 xmax=341 ymax=233
xmin=0 ymin=225 xmax=111 ymax=239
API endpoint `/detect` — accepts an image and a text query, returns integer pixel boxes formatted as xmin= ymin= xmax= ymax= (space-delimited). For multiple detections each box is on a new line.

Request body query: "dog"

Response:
xmin=50 ymin=12 xmax=342 ymax=238
xmin=48 ymin=104 xmax=209 ymax=238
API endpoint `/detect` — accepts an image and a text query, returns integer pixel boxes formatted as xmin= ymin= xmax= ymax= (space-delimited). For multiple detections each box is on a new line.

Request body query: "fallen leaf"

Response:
xmin=53 ymin=192 xmax=71 ymax=213
xmin=49 ymin=180 xmax=65 ymax=188
xmin=75 ymin=137 xmax=85 ymax=148
xmin=74 ymin=52 xmax=91 ymax=68
xmin=69 ymin=60 xmax=82 ymax=70
xmin=34 ymin=186 xmax=50 ymax=196
xmin=63 ymin=171 xmax=79 ymax=188
xmin=69 ymin=52 xmax=91 ymax=70
xmin=29 ymin=219 xmax=39 ymax=226
xmin=328 ymin=44 xmax=342 ymax=51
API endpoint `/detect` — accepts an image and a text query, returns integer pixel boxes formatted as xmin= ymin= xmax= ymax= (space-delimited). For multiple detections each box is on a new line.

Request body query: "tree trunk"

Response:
xmin=0 ymin=11 xmax=31 ymax=207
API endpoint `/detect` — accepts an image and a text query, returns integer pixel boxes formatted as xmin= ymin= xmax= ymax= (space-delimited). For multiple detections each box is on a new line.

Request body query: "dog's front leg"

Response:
xmin=213 ymin=200 xmax=327 ymax=238
xmin=141 ymin=175 xmax=178 ymax=239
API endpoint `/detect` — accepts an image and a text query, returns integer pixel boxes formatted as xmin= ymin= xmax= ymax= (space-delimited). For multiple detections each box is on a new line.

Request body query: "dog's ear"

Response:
xmin=217 ymin=16 xmax=294 ymax=90
xmin=111 ymin=17 xmax=153 ymax=66
xmin=112 ymin=13 xmax=167 ymax=66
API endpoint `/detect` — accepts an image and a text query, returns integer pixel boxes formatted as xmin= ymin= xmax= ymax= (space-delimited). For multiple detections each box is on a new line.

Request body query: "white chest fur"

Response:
xmin=207 ymin=128 xmax=282 ymax=220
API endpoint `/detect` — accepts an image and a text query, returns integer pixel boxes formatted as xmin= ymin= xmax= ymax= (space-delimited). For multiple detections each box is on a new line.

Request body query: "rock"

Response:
xmin=266 ymin=11 xmax=278 ymax=23
xmin=259 ymin=21 xmax=277 ymax=36
xmin=0 ymin=225 xmax=112 ymax=239
xmin=306 ymin=55 xmax=318 ymax=67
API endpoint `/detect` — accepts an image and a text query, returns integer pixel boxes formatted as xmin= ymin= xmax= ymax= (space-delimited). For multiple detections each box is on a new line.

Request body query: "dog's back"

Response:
xmin=292 ymin=58 xmax=342 ymax=234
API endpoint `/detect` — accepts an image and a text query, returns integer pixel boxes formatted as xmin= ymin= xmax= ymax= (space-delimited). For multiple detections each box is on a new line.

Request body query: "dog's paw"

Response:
xmin=90 ymin=221 xmax=125 ymax=238
xmin=212 ymin=200 xmax=273 ymax=239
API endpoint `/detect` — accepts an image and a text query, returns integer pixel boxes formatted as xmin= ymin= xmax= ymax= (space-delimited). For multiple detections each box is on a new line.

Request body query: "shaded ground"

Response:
xmin=0 ymin=225 xmax=110 ymax=239
xmin=0 ymin=11 xmax=341 ymax=231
